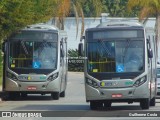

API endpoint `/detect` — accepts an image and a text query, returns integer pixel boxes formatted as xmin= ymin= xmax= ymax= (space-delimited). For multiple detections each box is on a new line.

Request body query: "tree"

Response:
xmin=128 ymin=0 xmax=160 ymax=46
xmin=82 ymin=0 xmax=103 ymax=17
xmin=0 ymin=0 xmax=56 ymax=41
xmin=101 ymin=0 xmax=140 ymax=17
xmin=68 ymin=49 xmax=78 ymax=57
xmin=101 ymin=0 xmax=127 ymax=17
xmin=53 ymin=0 xmax=103 ymax=37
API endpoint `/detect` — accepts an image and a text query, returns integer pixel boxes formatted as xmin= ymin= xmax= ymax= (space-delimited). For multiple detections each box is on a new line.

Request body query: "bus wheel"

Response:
xmin=21 ymin=93 xmax=27 ymax=98
xmin=8 ymin=92 xmax=20 ymax=100
xmin=51 ymin=92 xmax=60 ymax=100
xmin=90 ymin=101 xmax=103 ymax=110
xmin=60 ymin=91 xmax=65 ymax=97
xmin=140 ymin=98 xmax=150 ymax=109
xmin=104 ymin=101 xmax=112 ymax=108
xmin=150 ymin=97 xmax=156 ymax=106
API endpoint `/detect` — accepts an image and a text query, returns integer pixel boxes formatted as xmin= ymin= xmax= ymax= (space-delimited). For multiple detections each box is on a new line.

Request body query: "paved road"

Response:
xmin=0 ymin=72 xmax=160 ymax=120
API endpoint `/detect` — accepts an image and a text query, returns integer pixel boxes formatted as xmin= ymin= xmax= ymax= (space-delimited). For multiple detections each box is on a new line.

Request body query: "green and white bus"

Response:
xmin=2 ymin=23 xmax=68 ymax=100
xmin=78 ymin=21 xmax=157 ymax=109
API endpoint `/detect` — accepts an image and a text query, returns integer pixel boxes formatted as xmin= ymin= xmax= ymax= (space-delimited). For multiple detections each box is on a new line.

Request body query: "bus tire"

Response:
xmin=104 ymin=101 xmax=112 ymax=108
xmin=21 ymin=93 xmax=27 ymax=98
xmin=1 ymin=92 xmax=8 ymax=101
xmin=140 ymin=98 xmax=150 ymax=109
xmin=90 ymin=101 xmax=103 ymax=110
xmin=51 ymin=92 xmax=60 ymax=100
xmin=60 ymin=91 xmax=65 ymax=97
xmin=8 ymin=92 xmax=20 ymax=100
xmin=150 ymin=97 xmax=156 ymax=106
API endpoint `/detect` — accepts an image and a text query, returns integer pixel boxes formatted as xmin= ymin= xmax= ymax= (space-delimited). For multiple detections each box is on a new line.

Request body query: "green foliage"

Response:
xmin=79 ymin=0 xmax=140 ymax=17
xmin=0 ymin=0 xmax=56 ymax=41
xmin=82 ymin=0 xmax=103 ymax=17
xmin=102 ymin=0 xmax=127 ymax=17
xmin=68 ymin=49 xmax=78 ymax=57
xmin=101 ymin=0 xmax=140 ymax=17
xmin=68 ymin=49 xmax=84 ymax=72
xmin=0 ymin=0 xmax=144 ymax=43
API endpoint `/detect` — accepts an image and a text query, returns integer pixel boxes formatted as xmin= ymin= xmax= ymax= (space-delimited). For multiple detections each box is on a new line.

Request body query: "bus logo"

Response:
xmin=28 ymin=76 xmax=31 ymax=80
xmin=100 ymin=82 xmax=105 ymax=87
xmin=100 ymin=82 xmax=118 ymax=87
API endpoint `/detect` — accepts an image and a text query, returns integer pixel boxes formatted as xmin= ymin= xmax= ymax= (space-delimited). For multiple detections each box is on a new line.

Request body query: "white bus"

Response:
xmin=78 ymin=21 xmax=157 ymax=109
xmin=2 ymin=23 xmax=68 ymax=100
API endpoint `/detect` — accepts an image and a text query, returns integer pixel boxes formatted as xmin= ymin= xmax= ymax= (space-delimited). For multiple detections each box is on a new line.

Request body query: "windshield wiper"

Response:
xmin=122 ymin=39 xmax=131 ymax=64
xmin=98 ymin=39 xmax=111 ymax=56
xmin=21 ymin=41 xmax=28 ymax=55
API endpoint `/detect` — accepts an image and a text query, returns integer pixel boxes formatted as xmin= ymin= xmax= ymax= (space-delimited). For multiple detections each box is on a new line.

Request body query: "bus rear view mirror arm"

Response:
xmin=80 ymin=36 xmax=85 ymax=42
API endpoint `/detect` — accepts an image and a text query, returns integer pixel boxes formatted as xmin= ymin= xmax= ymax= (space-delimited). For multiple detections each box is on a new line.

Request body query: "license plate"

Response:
xmin=112 ymin=94 xmax=122 ymax=98
xmin=27 ymin=86 xmax=37 ymax=90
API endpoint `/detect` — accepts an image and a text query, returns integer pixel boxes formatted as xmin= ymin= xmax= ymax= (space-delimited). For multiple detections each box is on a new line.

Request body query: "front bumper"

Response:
xmin=4 ymin=78 xmax=60 ymax=93
xmin=85 ymin=81 xmax=150 ymax=101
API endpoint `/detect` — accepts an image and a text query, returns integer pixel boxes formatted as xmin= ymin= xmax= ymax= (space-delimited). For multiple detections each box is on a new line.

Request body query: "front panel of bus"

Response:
xmin=84 ymin=28 xmax=151 ymax=101
xmin=4 ymin=31 xmax=61 ymax=92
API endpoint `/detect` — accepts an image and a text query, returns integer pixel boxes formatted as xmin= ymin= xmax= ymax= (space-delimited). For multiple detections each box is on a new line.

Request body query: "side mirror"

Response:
xmin=148 ymin=48 xmax=153 ymax=58
xmin=78 ymin=43 xmax=83 ymax=57
xmin=80 ymin=36 xmax=85 ymax=42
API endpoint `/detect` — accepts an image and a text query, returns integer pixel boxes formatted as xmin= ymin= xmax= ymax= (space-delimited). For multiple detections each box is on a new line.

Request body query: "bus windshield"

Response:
xmin=87 ymin=40 xmax=144 ymax=73
xmin=9 ymin=40 xmax=57 ymax=70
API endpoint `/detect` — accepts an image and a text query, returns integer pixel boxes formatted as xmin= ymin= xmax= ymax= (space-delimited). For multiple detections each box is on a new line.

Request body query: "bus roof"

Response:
xmin=96 ymin=21 xmax=143 ymax=28
xmin=85 ymin=21 xmax=144 ymax=32
xmin=23 ymin=23 xmax=59 ymax=31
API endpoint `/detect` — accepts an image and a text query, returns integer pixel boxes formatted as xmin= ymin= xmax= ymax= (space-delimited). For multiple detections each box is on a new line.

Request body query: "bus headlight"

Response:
xmin=47 ymin=72 xmax=59 ymax=81
xmin=6 ymin=71 xmax=18 ymax=81
xmin=86 ymin=78 xmax=99 ymax=88
xmin=133 ymin=76 xmax=147 ymax=87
